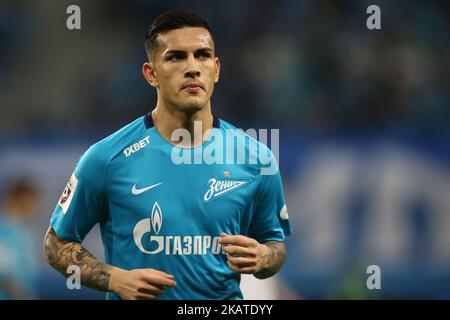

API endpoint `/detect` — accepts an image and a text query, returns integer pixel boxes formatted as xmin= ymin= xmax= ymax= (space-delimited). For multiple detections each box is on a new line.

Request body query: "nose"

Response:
xmin=184 ymin=54 xmax=201 ymax=78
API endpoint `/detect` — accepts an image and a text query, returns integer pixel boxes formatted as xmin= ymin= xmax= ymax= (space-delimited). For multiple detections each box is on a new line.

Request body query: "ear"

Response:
xmin=142 ymin=62 xmax=158 ymax=87
xmin=214 ymin=57 xmax=221 ymax=83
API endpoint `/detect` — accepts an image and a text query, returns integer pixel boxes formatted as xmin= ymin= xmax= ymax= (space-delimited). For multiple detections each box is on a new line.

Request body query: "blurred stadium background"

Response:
xmin=0 ymin=0 xmax=449 ymax=299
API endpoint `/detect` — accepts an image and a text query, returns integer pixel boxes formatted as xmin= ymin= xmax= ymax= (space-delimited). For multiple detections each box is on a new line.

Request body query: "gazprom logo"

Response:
xmin=151 ymin=202 xmax=162 ymax=235
xmin=133 ymin=202 xmax=224 ymax=256
xmin=133 ymin=202 xmax=164 ymax=254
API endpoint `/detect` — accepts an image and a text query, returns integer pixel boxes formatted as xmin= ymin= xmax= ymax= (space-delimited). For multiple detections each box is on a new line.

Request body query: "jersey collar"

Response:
xmin=144 ymin=112 xmax=220 ymax=130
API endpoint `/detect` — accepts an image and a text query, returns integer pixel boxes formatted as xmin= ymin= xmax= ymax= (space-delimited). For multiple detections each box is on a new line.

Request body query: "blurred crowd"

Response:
xmin=1 ymin=0 xmax=449 ymax=133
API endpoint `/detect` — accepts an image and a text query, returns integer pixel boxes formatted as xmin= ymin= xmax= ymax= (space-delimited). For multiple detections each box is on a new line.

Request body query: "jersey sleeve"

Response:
xmin=248 ymin=153 xmax=293 ymax=243
xmin=50 ymin=144 xmax=108 ymax=243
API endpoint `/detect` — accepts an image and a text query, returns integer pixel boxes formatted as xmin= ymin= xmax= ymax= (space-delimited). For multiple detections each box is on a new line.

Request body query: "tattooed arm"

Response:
xmin=43 ymin=226 xmax=113 ymax=291
xmin=43 ymin=226 xmax=176 ymax=299
xmin=253 ymin=241 xmax=286 ymax=279
xmin=219 ymin=233 xmax=287 ymax=279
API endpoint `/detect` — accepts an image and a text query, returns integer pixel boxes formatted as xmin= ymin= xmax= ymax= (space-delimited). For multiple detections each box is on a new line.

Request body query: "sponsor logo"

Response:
xmin=204 ymin=177 xmax=248 ymax=202
xmin=133 ymin=202 xmax=224 ymax=255
xmin=59 ymin=172 xmax=78 ymax=214
xmin=131 ymin=182 xmax=162 ymax=195
xmin=124 ymin=136 xmax=150 ymax=157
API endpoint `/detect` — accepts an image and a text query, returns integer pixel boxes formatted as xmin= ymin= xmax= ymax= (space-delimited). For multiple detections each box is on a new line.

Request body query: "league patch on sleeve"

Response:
xmin=59 ymin=172 xmax=78 ymax=214
xmin=280 ymin=204 xmax=289 ymax=220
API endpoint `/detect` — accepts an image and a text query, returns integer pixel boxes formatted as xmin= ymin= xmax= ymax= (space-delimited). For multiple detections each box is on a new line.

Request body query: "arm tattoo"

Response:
xmin=254 ymin=241 xmax=286 ymax=279
xmin=43 ymin=226 xmax=112 ymax=292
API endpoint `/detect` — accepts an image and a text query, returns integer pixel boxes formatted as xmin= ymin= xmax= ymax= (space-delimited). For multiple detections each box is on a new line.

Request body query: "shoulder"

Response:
xmin=76 ymin=116 xmax=146 ymax=176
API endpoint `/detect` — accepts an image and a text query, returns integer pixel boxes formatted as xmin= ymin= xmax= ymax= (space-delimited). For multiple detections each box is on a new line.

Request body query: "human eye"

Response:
xmin=167 ymin=52 xmax=185 ymax=61
xmin=197 ymin=50 xmax=212 ymax=59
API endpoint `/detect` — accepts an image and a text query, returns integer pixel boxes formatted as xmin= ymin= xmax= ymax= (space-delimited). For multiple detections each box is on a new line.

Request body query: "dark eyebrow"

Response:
xmin=164 ymin=48 xmax=213 ymax=56
xmin=195 ymin=48 xmax=213 ymax=53
xmin=164 ymin=50 xmax=186 ymax=56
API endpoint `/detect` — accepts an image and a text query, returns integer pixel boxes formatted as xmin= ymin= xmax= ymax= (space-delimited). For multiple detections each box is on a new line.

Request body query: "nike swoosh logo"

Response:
xmin=131 ymin=182 xmax=162 ymax=195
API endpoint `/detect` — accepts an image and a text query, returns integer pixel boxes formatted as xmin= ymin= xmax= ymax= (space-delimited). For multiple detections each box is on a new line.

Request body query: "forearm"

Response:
xmin=43 ymin=226 xmax=115 ymax=292
xmin=254 ymin=241 xmax=286 ymax=279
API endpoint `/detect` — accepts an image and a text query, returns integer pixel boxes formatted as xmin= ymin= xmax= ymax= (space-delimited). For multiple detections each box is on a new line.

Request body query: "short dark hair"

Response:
xmin=144 ymin=10 xmax=213 ymax=61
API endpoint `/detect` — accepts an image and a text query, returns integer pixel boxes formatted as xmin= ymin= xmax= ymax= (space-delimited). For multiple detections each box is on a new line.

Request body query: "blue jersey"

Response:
xmin=50 ymin=114 xmax=292 ymax=300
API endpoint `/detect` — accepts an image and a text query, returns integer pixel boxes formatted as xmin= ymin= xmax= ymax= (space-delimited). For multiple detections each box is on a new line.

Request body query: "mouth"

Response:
xmin=182 ymin=83 xmax=204 ymax=94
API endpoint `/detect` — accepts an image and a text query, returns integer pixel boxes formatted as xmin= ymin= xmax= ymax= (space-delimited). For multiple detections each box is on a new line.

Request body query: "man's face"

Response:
xmin=144 ymin=27 xmax=220 ymax=113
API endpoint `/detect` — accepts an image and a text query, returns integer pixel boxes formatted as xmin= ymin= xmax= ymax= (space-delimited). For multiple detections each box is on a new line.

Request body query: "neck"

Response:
xmin=151 ymin=100 xmax=214 ymax=147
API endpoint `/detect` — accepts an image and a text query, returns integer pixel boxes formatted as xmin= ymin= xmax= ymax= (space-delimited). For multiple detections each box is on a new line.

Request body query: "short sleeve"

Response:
xmin=50 ymin=144 xmax=108 ymax=243
xmin=248 ymin=154 xmax=293 ymax=243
